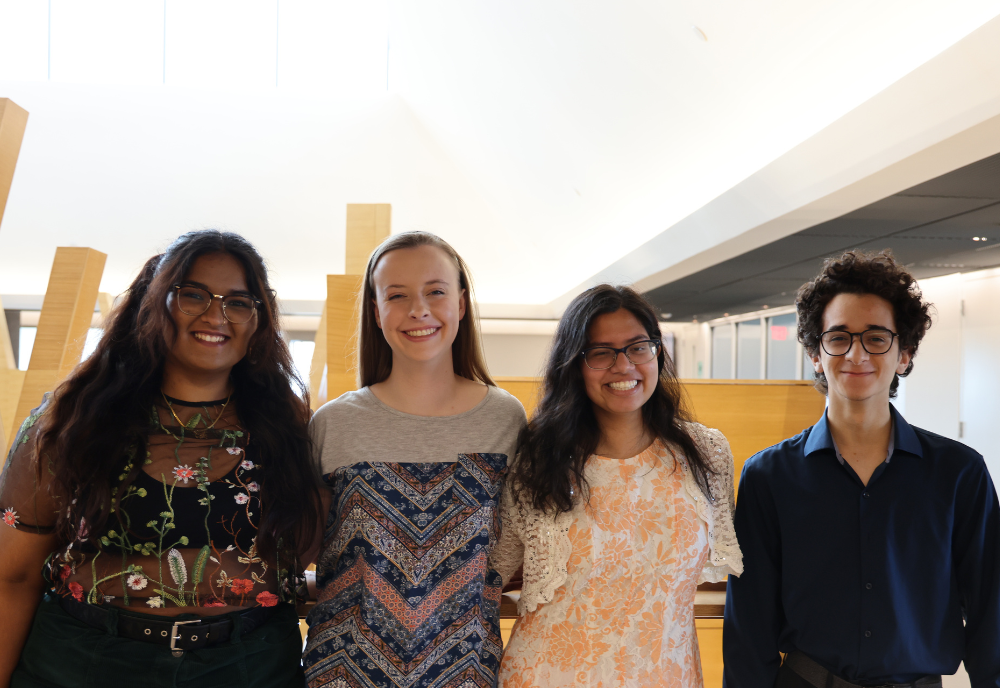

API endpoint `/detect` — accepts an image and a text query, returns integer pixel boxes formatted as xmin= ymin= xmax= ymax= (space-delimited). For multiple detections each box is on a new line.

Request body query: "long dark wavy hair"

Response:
xmin=33 ymin=230 xmax=323 ymax=562
xmin=510 ymin=284 xmax=714 ymax=514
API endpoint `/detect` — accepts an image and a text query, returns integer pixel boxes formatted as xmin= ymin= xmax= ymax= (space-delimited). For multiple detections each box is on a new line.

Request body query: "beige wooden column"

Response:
xmin=309 ymin=204 xmax=391 ymax=409
xmin=0 ymin=98 xmax=28 ymax=231
xmin=7 ymin=248 xmax=107 ymax=453
xmin=0 ymin=98 xmax=29 ymax=451
xmin=0 ymin=295 xmax=24 ymax=452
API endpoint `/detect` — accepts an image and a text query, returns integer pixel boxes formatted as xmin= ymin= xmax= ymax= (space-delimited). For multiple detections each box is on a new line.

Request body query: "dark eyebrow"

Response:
xmin=383 ymin=279 xmax=451 ymax=290
xmin=180 ymin=281 xmax=254 ymax=297
xmin=588 ymin=335 xmax=649 ymax=347
xmin=825 ymin=324 xmax=893 ymax=332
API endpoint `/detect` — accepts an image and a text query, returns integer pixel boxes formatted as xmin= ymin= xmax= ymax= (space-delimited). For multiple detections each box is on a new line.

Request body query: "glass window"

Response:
xmin=288 ymin=339 xmax=316 ymax=397
xmin=81 ymin=328 xmax=102 ymax=361
xmin=766 ymin=313 xmax=798 ymax=379
xmin=711 ymin=325 xmax=733 ymax=379
xmin=803 ymin=348 xmax=816 ymax=381
xmin=18 ymin=326 xmax=36 ymax=371
xmin=737 ymin=319 xmax=762 ymax=379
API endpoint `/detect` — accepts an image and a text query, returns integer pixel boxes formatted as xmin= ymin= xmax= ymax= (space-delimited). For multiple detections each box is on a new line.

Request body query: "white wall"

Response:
xmin=481 ymin=333 xmax=552 ymax=378
xmin=902 ymin=267 xmax=1000 ymax=481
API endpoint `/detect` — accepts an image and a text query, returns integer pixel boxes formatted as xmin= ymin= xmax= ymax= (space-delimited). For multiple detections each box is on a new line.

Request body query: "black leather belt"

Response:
xmin=56 ymin=594 xmax=276 ymax=657
xmin=784 ymin=651 xmax=942 ymax=688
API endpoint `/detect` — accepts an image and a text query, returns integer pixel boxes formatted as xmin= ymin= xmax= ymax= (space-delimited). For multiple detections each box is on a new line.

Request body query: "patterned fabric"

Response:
xmin=304 ymin=454 xmax=508 ymax=688
xmin=490 ymin=422 xmax=742 ymax=616
xmin=498 ymin=441 xmax=710 ymax=687
xmin=0 ymin=398 xmax=296 ymax=609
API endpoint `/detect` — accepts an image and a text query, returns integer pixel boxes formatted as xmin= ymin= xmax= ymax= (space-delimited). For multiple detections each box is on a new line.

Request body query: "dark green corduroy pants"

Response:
xmin=12 ymin=595 xmax=304 ymax=688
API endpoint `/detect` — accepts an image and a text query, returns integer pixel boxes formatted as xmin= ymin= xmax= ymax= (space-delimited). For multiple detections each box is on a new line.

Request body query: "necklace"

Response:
xmin=161 ymin=390 xmax=232 ymax=430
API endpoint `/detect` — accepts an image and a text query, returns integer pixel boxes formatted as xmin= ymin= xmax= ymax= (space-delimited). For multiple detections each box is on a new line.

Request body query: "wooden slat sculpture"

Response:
xmin=0 ymin=98 xmax=29 ymax=451
xmin=308 ymin=204 xmax=391 ymax=410
xmin=5 ymin=248 xmax=106 ymax=455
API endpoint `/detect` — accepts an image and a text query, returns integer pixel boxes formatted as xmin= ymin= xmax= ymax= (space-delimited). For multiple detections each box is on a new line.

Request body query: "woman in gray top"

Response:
xmin=302 ymin=231 xmax=526 ymax=688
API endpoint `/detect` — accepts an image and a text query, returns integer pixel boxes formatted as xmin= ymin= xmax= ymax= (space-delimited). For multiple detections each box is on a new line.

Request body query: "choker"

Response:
xmin=161 ymin=393 xmax=231 ymax=407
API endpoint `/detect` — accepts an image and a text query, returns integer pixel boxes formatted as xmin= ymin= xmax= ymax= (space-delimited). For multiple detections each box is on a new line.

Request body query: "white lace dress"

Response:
xmin=493 ymin=424 xmax=742 ymax=688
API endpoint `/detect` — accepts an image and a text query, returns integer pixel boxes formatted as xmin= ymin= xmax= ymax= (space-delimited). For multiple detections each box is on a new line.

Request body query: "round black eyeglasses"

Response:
xmin=581 ymin=339 xmax=660 ymax=370
xmin=171 ymin=285 xmax=261 ymax=324
xmin=819 ymin=329 xmax=898 ymax=356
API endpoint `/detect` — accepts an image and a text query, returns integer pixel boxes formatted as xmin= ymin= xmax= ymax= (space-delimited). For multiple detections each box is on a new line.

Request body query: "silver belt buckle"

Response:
xmin=169 ymin=619 xmax=201 ymax=658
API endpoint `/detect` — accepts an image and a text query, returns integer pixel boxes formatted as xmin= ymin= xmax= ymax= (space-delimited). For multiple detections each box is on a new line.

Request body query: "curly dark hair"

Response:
xmin=510 ymin=284 xmax=714 ymax=514
xmin=34 ymin=230 xmax=323 ymax=563
xmin=795 ymin=249 xmax=932 ymax=398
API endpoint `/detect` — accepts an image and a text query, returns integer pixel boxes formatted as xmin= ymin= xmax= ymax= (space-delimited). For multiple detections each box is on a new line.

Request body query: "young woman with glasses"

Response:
xmin=493 ymin=284 xmax=743 ymax=687
xmin=0 ymin=230 xmax=323 ymax=688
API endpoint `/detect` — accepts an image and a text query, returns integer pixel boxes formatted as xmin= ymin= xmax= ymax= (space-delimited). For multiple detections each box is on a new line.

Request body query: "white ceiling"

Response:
xmin=2 ymin=1 xmax=1000 ymax=316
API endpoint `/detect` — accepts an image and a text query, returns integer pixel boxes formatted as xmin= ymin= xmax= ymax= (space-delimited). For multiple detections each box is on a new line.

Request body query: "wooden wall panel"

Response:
xmin=0 ymin=98 xmax=28 ymax=231
xmin=309 ymin=309 xmax=328 ymax=411
xmin=10 ymin=247 xmax=107 ymax=453
xmin=345 ymin=203 xmax=391 ymax=276
xmin=492 ymin=377 xmax=825 ymax=474
xmin=681 ymin=380 xmax=826 ymax=479
xmin=696 ymin=619 xmax=725 ymax=687
xmin=325 ymin=275 xmax=363 ymax=403
xmin=495 ymin=377 xmax=542 ymax=417
xmin=0 ymin=369 xmax=26 ymax=452
xmin=0 ymin=294 xmax=16 ymax=370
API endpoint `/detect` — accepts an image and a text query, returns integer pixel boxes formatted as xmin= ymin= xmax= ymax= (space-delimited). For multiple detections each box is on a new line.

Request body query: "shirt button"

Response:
xmin=865 ymin=582 xmax=873 ymax=590
xmin=864 ymin=630 xmax=872 ymax=638
xmin=863 ymin=492 xmax=870 ymax=498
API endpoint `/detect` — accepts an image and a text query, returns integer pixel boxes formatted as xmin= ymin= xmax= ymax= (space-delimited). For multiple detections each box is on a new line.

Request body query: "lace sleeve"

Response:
xmin=685 ymin=423 xmax=743 ymax=582
xmin=0 ymin=404 xmax=60 ymax=535
xmin=489 ymin=481 xmax=524 ymax=587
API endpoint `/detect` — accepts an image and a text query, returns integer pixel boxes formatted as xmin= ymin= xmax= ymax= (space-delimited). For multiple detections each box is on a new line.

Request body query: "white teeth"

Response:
xmin=194 ymin=333 xmax=226 ymax=343
xmin=608 ymin=380 xmax=638 ymax=391
xmin=406 ymin=328 xmax=438 ymax=337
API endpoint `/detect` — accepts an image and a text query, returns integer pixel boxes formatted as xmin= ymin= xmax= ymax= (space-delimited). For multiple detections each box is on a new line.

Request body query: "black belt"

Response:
xmin=784 ymin=651 xmax=942 ymax=688
xmin=56 ymin=594 xmax=276 ymax=657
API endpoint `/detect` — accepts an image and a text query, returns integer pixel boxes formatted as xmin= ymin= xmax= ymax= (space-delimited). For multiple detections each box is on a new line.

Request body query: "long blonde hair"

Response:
xmin=357 ymin=231 xmax=494 ymax=388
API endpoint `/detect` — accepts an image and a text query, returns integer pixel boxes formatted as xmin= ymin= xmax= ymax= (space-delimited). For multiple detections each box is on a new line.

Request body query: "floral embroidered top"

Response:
xmin=0 ymin=396 xmax=293 ymax=610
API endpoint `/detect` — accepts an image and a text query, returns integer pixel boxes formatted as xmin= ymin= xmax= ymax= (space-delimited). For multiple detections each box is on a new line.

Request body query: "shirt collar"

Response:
xmin=804 ymin=403 xmax=923 ymax=461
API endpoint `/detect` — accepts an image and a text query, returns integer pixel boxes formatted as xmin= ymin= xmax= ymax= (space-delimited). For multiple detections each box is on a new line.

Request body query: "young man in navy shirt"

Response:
xmin=724 ymin=251 xmax=1000 ymax=688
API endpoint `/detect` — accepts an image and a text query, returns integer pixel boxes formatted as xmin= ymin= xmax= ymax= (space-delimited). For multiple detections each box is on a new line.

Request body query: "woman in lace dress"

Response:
xmin=493 ymin=284 xmax=743 ymax=688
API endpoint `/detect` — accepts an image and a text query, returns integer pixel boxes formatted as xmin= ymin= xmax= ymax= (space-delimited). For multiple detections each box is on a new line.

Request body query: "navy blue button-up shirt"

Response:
xmin=724 ymin=406 xmax=1000 ymax=687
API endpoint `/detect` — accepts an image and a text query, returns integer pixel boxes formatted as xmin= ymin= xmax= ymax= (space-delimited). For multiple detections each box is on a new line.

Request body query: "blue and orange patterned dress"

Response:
xmin=303 ymin=387 xmax=526 ymax=688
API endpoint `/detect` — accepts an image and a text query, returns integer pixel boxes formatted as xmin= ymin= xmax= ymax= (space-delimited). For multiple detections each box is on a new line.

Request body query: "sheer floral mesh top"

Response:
xmin=0 ymin=396 xmax=294 ymax=611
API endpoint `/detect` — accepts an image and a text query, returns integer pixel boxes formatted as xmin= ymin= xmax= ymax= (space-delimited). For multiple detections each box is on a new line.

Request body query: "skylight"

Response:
xmin=0 ymin=0 xmax=389 ymax=93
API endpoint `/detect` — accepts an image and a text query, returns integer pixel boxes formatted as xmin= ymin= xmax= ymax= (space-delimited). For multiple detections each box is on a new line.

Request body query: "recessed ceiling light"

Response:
xmin=974 ymin=237 xmax=982 ymax=241
xmin=660 ymin=313 xmax=672 ymax=320
xmin=692 ymin=25 xmax=708 ymax=42
xmin=762 ymin=305 xmax=769 ymax=309
xmin=723 ymin=313 xmax=729 ymax=317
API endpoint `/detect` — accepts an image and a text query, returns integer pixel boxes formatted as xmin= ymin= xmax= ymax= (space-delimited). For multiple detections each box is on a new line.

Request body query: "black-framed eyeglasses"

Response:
xmin=819 ymin=329 xmax=898 ymax=356
xmin=171 ymin=284 xmax=261 ymax=324
xmin=581 ymin=339 xmax=661 ymax=370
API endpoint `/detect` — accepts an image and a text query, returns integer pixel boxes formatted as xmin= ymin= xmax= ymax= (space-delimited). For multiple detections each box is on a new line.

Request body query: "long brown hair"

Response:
xmin=510 ymin=284 xmax=714 ymax=514
xmin=357 ymin=231 xmax=493 ymax=388
xmin=34 ymin=230 xmax=323 ymax=562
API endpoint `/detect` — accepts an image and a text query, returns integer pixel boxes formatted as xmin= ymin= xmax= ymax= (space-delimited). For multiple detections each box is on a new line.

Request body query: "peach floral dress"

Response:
xmin=499 ymin=441 xmax=710 ymax=687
